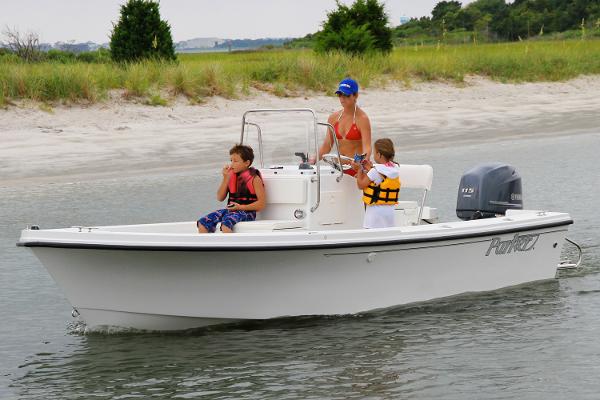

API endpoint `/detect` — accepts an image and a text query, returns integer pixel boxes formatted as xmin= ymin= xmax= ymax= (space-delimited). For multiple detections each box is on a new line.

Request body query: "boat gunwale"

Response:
xmin=17 ymin=218 xmax=573 ymax=251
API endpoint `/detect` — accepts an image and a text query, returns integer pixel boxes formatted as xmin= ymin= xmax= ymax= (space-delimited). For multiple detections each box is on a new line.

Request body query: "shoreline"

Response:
xmin=1 ymin=76 xmax=599 ymax=187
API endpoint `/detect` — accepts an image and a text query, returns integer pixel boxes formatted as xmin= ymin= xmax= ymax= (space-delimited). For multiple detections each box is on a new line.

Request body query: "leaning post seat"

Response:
xmin=395 ymin=164 xmax=434 ymax=225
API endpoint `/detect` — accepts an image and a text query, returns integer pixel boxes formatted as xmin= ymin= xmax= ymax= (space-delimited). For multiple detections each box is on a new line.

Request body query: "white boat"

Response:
xmin=18 ymin=109 xmax=577 ymax=332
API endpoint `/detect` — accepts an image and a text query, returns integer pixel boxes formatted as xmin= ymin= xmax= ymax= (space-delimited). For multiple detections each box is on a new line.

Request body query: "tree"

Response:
xmin=393 ymin=17 xmax=433 ymax=38
xmin=431 ymin=1 xmax=463 ymax=31
xmin=459 ymin=0 xmax=509 ymax=37
xmin=2 ymin=27 xmax=42 ymax=62
xmin=432 ymin=1 xmax=462 ymax=21
xmin=315 ymin=0 xmax=393 ymax=54
xmin=110 ymin=0 xmax=176 ymax=62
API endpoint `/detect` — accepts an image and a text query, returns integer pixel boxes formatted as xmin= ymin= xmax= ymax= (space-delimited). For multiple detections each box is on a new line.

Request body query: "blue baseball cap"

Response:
xmin=335 ymin=78 xmax=359 ymax=96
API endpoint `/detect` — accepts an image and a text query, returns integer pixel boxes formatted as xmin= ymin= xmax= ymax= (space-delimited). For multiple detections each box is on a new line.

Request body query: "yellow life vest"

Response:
xmin=363 ymin=175 xmax=401 ymax=205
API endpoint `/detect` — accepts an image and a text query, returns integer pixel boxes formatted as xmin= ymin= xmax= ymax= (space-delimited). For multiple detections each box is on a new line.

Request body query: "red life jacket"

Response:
xmin=228 ymin=167 xmax=261 ymax=205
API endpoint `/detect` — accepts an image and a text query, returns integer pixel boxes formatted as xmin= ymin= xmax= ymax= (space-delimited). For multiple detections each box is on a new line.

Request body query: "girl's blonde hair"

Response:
xmin=374 ymin=138 xmax=395 ymax=161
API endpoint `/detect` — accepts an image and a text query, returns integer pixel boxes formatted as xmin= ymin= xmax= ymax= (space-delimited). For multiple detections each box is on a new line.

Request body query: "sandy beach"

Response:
xmin=1 ymin=76 xmax=599 ymax=187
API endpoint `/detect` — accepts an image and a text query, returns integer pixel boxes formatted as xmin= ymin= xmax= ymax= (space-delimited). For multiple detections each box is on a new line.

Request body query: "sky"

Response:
xmin=1 ymin=0 xmax=474 ymax=44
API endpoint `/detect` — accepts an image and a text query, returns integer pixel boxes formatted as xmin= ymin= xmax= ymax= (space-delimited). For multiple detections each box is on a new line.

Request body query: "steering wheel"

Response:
xmin=321 ymin=153 xmax=354 ymax=171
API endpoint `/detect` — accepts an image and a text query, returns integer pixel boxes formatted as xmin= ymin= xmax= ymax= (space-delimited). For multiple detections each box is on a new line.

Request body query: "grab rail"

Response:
xmin=243 ymin=122 xmax=264 ymax=168
xmin=317 ymin=122 xmax=344 ymax=182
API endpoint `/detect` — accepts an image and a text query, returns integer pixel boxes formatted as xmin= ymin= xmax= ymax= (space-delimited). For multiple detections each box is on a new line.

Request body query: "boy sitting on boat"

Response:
xmin=354 ymin=138 xmax=400 ymax=229
xmin=197 ymin=144 xmax=266 ymax=233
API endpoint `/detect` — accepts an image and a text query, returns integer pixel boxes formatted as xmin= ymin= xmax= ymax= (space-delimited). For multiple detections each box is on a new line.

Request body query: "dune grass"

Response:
xmin=1 ymin=40 xmax=599 ymax=106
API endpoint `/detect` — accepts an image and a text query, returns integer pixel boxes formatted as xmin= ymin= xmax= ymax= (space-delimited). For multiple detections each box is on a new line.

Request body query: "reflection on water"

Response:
xmin=2 ymin=132 xmax=600 ymax=399
xmin=14 ymin=280 xmax=586 ymax=399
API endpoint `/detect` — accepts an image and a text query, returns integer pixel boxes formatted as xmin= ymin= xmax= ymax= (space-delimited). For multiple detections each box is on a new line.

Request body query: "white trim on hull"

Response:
xmin=24 ymin=217 xmax=571 ymax=331
xmin=20 ymin=212 xmax=570 ymax=251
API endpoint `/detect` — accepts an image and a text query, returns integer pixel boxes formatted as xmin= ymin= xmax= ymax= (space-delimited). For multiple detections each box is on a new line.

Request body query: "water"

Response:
xmin=1 ymin=132 xmax=599 ymax=399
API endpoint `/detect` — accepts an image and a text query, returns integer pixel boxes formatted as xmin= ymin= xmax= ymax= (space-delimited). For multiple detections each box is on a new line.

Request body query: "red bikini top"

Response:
xmin=333 ymin=106 xmax=362 ymax=141
xmin=334 ymin=121 xmax=362 ymax=140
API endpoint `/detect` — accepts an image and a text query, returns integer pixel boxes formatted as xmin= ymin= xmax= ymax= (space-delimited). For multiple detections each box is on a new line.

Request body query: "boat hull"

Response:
xmin=29 ymin=224 xmax=569 ymax=331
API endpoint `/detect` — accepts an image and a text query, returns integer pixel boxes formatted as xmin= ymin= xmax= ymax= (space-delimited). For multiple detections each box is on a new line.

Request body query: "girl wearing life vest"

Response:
xmin=197 ymin=144 xmax=266 ymax=233
xmin=354 ymin=138 xmax=400 ymax=229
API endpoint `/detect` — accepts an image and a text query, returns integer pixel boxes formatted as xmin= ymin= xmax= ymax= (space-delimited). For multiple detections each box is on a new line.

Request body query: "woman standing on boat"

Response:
xmin=315 ymin=78 xmax=372 ymax=176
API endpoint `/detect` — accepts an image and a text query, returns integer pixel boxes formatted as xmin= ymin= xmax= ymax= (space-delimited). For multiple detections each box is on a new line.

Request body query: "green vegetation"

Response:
xmin=2 ymin=40 xmax=600 ymax=106
xmin=316 ymin=0 xmax=393 ymax=54
xmin=44 ymin=49 xmax=112 ymax=63
xmin=284 ymin=33 xmax=317 ymax=50
xmin=110 ymin=0 xmax=176 ymax=62
xmin=394 ymin=0 xmax=600 ymax=45
xmin=285 ymin=0 xmax=600 ymax=48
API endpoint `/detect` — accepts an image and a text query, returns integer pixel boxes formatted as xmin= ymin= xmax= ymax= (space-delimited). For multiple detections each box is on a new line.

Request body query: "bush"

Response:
xmin=284 ymin=33 xmax=317 ymax=49
xmin=45 ymin=49 xmax=77 ymax=63
xmin=0 ymin=48 xmax=20 ymax=63
xmin=41 ymin=48 xmax=112 ymax=64
xmin=110 ymin=0 xmax=176 ymax=62
xmin=76 ymin=48 xmax=111 ymax=63
xmin=317 ymin=23 xmax=376 ymax=55
xmin=316 ymin=0 xmax=393 ymax=54
xmin=0 ymin=52 xmax=20 ymax=63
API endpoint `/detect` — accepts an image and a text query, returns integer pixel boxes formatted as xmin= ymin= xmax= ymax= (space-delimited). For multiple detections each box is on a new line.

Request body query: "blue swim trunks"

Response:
xmin=197 ymin=208 xmax=257 ymax=232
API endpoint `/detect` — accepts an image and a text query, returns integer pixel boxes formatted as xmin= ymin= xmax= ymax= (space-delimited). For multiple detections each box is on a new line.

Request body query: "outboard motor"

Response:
xmin=456 ymin=163 xmax=523 ymax=220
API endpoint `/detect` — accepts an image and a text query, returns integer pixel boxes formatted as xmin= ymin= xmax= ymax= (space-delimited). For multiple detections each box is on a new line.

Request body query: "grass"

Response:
xmin=1 ymin=39 xmax=600 ymax=106
xmin=146 ymin=93 xmax=169 ymax=106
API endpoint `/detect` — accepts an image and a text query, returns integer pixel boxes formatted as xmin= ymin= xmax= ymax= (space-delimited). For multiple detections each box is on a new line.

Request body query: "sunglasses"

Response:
xmin=337 ymin=93 xmax=352 ymax=98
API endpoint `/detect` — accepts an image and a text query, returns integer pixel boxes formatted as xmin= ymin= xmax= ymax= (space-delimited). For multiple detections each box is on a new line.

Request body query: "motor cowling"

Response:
xmin=456 ymin=163 xmax=523 ymax=221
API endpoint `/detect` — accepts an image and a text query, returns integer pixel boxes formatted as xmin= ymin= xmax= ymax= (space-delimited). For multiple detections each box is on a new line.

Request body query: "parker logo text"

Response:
xmin=485 ymin=233 xmax=540 ymax=256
